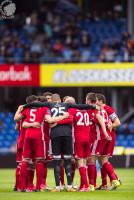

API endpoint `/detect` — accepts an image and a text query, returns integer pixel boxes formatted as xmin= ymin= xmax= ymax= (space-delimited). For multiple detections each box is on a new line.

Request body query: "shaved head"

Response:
xmin=51 ymin=93 xmax=61 ymax=102
xmin=65 ymin=97 xmax=75 ymax=104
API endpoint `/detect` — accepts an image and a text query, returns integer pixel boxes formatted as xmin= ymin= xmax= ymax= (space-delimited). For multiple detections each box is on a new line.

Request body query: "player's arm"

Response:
xmin=57 ymin=115 xmax=73 ymax=125
xmin=14 ymin=105 xmax=24 ymax=121
xmin=24 ymin=102 xmax=50 ymax=108
xmin=45 ymin=112 xmax=69 ymax=124
xmin=22 ymin=121 xmax=40 ymax=128
xmin=15 ymin=122 xmax=20 ymax=131
xmin=67 ymin=103 xmax=96 ymax=110
xmin=96 ymin=113 xmax=111 ymax=140
xmin=108 ymin=109 xmax=121 ymax=129
xmin=112 ymin=117 xmax=121 ymax=129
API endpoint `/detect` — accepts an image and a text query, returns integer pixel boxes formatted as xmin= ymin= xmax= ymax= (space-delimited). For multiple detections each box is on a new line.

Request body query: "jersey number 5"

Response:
xmin=30 ymin=109 xmax=36 ymax=122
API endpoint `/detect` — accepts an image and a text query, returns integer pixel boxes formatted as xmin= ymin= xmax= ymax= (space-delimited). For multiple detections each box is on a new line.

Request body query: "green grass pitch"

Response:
xmin=0 ymin=168 xmax=133 ymax=200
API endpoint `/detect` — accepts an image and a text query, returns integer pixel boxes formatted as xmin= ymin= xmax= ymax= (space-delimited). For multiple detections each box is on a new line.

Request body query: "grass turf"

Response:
xmin=0 ymin=168 xmax=133 ymax=200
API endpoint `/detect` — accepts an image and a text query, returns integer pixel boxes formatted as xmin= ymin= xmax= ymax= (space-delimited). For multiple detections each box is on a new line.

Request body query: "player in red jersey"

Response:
xmin=14 ymin=121 xmax=26 ymax=191
xmin=14 ymin=95 xmax=36 ymax=192
xmin=95 ymin=93 xmax=121 ymax=190
xmin=85 ymin=93 xmax=111 ymax=191
xmin=65 ymin=96 xmax=90 ymax=191
xmin=37 ymin=94 xmax=52 ymax=190
xmin=14 ymin=97 xmax=69 ymax=192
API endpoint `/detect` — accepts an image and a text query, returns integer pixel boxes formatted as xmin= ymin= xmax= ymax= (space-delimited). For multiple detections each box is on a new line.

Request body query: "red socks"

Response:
xmin=87 ymin=164 xmax=96 ymax=186
xmin=79 ymin=166 xmax=89 ymax=188
xmin=15 ymin=164 xmax=21 ymax=189
xmin=103 ymin=162 xmax=117 ymax=182
xmin=36 ymin=162 xmax=45 ymax=190
xmin=94 ymin=165 xmax=97 ymax=188
xmin=20 ymin=161 xmax=28 ymax=190
xmin=101 ymin=166 xmax=107 ymax=186
xmin=41 ymin=162 xmax=47 ymax=186
xmin=28 ymin=168 xmax=34 ymax=188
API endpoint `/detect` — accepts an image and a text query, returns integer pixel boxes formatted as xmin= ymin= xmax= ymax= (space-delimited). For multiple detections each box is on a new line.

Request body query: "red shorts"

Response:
xmin=91 ymin=139 xmax=111 ymax=156
xmin=109 ymin=133 xmax=116 ymax=156
xmin=44 ymin=140 xmax=53 ymax=161
xmin=74 ymin=141 xmax=91 ymax=159
xmin=16 ymin=148 xmax=23 ymax=162
xmin=23 ymin=137 xmax=45 ymax=159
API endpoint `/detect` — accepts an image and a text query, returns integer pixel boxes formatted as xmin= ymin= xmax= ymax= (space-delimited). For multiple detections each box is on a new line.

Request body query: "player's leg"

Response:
xmin=75 ymin=141 xmax=89 ymax=191
xmin=51 ymin=137 xmax=62 ymax=192
xmin=33 ymin=138 xmax=45 ymax=191
xmin=60 ymin=159 xmax=65 ymax=189
xmin=27 ymin=158 xmax=35 ymax=191
xmin=100 ymin=141 xmax=120 ymax=190
xmin=87 ymin=155 xmax=97 ymax=191
xmin=20 ymin=138 xmax=31 ymax=191
xmin=63 ymin=136 xmax=75 ymax=192
xmin=108 ymin=137 xmax=121 ymax=185
xmin=14 ymin=148 xmax=23 ymax=191
xmin=97 ymin=156 xmax=108 ymax=190
xmin=88 ymin=139 xmax=102 ymax=191
xmin=71 ymin=158 xmax=76 ymax=188
xmin=71 ymin=138 xmax=76 ymax=186
xmin=40 ymin=140 xmax=48 ymax=190
xmin=14 ymin=162 xmax=21 ymax=191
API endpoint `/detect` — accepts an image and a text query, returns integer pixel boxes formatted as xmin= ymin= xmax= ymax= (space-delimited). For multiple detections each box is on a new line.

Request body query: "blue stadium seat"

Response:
xmin=128 ymin=124 xmax=134 ymax=132
xmin=129 ymin=140 xmax=134 ymax=147
xmin=120 ymin=140 xmax=128 ymax=147
xmin=117 ymin=134 xmax=125 ymax=141
xmin=126 ymin=134 xmax=134 ymax=141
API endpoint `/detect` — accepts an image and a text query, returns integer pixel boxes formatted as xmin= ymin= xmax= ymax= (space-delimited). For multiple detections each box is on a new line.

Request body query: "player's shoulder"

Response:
xmin=88 ymin=109 xmax=98 ymax=116
xmin=104 ymin=104 xmax=115 ymax=113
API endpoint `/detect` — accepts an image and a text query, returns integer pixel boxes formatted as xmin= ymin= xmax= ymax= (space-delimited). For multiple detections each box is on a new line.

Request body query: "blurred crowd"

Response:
xmin=0 ymin=2 xmax=134 ymax=63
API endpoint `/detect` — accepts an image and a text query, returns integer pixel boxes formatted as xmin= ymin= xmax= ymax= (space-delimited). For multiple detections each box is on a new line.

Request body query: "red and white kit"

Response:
xmin=16 ymin=120 xmax=26 ymax=162
xmin=21 ymin=107 xmax=50 ymax=159
xmin=88 ymin=109 xmax=112 ymax=156
xmin=103 ymin=105 xmax=117 ymax=156
xmin=69 ymin=108 xmax=91 ymax=159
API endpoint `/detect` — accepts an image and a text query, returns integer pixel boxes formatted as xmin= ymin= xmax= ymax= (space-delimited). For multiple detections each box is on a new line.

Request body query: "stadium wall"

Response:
xmin=0 ymin=154 xmax=134 ymax=168
xmin=0 ymin=63 xmax=134 ymax=87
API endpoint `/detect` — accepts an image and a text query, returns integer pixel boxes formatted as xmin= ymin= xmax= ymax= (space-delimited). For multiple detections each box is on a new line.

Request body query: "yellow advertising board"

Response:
xmin=40 ymin=63 xmax=134 ymax=87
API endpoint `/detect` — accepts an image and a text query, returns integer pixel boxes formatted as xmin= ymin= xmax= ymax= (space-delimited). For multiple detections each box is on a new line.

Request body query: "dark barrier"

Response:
xmin=0 ymin=154 xmax=134 ymax=168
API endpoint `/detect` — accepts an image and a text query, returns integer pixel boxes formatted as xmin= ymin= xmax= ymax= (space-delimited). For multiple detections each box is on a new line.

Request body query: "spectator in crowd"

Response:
xmin=0 ymin=2 xmax=131 ymax=64
xmin=99 ymin=41 xmax=116 ymax=62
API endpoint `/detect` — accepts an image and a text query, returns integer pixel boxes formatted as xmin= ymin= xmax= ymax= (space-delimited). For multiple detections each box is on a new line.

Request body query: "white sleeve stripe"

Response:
xmin=109 ymin=113 xmax=117 ymax=121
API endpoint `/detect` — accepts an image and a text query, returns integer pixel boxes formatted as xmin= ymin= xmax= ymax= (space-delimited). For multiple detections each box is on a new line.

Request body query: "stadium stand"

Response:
xmin=0 ymin=112 xmax=18 ymax=153
xmin=1 ymin=5 xmax=133 ymax=64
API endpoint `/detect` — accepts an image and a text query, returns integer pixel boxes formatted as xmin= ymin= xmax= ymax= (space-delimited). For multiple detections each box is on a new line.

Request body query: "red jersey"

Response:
xmin=103 ymin=105 xmax=117 ymax=122
xmin=21 ymin=107 xmax=50 ymax=140
xmin=17 ymin=120 xmax=26 ymax=149
xmin=69 ymin=108 xmax=90 ymax=142
xmin=103 ymin=104 xmax=118 ymax=136
xmin=43 ymin=121 xmax=50 ymax=142
xmin=88 ymin=109 xmax=110 ymax=140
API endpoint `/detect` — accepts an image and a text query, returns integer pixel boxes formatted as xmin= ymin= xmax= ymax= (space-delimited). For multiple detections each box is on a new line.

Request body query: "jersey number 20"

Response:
xmin=76 ymin=112 xmax=89 ymax=126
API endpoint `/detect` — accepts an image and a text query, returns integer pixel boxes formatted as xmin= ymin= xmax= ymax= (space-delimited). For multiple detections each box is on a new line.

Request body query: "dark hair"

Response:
xmin=38 ymin=96 xmax=47 ymax=102
xmin=43 ymin=92 xmax=53 ymax=97
xmin=86 ymin=92 xmax=96 ymax=103
xmin=95 ymin=93 xmax=106 ymax=104
xmin=26 ymin=95 xmax=37 ymax=103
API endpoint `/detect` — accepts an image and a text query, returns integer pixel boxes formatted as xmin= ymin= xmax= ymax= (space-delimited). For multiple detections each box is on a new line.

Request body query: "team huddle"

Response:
xmin=14 ymin=92 xmax=121 ymax=192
